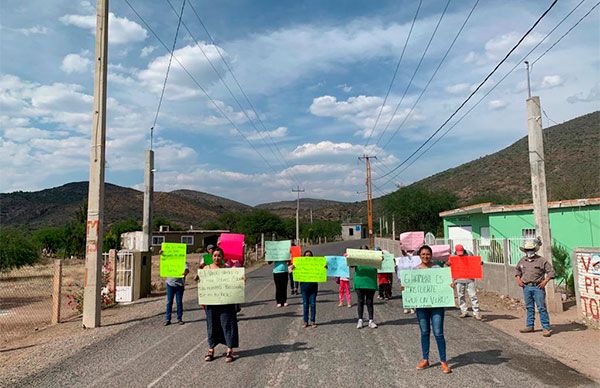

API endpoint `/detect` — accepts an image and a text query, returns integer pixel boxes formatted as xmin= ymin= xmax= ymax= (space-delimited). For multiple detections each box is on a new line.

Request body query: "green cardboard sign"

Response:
xmin=353 ymin=266 xmax=378 ymax=290
xmin=293 ymin=257 xmax=327 ymax=282
xmin=203 ymin=253 xmax=213 ymax=265
xmin=265 ymin=240 xmax=292 ymax=261
xmin=159 ymin=242 xmax=187 ymax=278
xmin=399 ymin=267 xmax=455 ymax=308
xmin=197 ymin=268 xmax=245 ymax=305
xmin=346 ymin=249 xmax=383 ymax=269
xmin=378 ymin=252 xmax=396 ymax=273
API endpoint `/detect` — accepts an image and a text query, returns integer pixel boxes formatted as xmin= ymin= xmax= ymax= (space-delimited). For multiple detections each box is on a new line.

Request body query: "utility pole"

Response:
xmin=379 ymin=216 xmax=383 ymax=237
xmin=310 ymin=208 xmax=313 ymax=224
xmin=385 ymin=216 xmax=388 ymax=235
xmin=525 ymin=64 xmax=562 ymax=312
xmin=141 ymin=150 xmax=154 ymax=252
xmin=83 ymin=0 xmax=108 ymax=329
xmin=392 ymin=215 xmax=396 ymax=241
xmin=292 ymin=186 xmax=305 ymax=245
xmin=359 ymin=155 xmax=376 ymax=248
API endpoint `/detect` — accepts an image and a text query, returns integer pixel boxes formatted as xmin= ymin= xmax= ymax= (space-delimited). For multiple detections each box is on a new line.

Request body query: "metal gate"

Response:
xmin=115 ymin=250 xmax=134 ymax=302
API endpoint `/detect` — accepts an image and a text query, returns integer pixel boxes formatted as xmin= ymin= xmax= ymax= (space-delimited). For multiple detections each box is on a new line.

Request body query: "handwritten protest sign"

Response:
xmin=265 ymin=240 xmax=292 ymax=261
xmin=290 ymin=246 xmax=302 ymax=260
xmin=400 ymin=231 xmax=424 ymax=252
xmin=395 ymin=256 xmax=421 ymax=279
xmin=326 ymin=256 xmax=350 ymax=278
xmin=218 ymin=233 xmax=245 ymax=262
xmin=431 ymin=244 xmax=451 ymax=260
xmin=378 ymin=252 xmax=396 ymax=273
xmin=197 ymin=268 xmax=245 ymax=305
xmin=449 ymin=255 xmax=483 ymax=279
xmin=160 ymin=243 xmax=187 ymax=277
xmin=293 ymin=257 xmax=327 ymax=282
xmin=346 ymin=249 xmax=383 ymax=269
xmin=399 ymin=267 xmax=455 ymax=308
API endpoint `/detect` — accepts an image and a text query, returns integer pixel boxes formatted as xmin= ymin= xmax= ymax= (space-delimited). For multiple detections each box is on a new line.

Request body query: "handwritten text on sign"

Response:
xmin=449 ymin=255 xmax=483 ymax=279
xmin=265 ymin=240 xmax=292 ymax=261
xmin=395 ymin=256 xmax=421 ymax=280
xmin=326 ymin=256 xmax=350 ymax=278
xmin=575 ymin=251 xmax=600 ymax=327
xmin=160 ymin=243 xmax=187 ymax=278
xmin=399 ymin=267 xmax=455 ymax=308
xmin=346 ymin=249 xmax=383 ymax=269
xmin=293 ymin=257 xmax=327 ymax=282
xmin=197 ymin=268 xmax=245 ymax=305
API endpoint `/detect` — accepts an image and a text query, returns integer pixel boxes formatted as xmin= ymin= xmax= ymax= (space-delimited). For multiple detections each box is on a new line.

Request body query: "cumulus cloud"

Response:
xmin=338 ymin=84 xmax=352 ymax=93
xmin=446 ymin=83 xmax=470 ymax=94
xmin=247 ymin=126 xmax=287 ymax=141
xmin=290 ymin=140 xmax=382 ymax=159
xmin=488 ymin=99 xmax=508 ymax=110
xmin=59 ymin=12 xmax=147 ymax=44
xmin=17 ymin=25 xmax=48 ymax=35
xmin=140 ymin=45 xmax=157 ymax=58
xmin=61 ymin=53 xmax=91 ymax=74
xmin=539 ymin=75 xmax=564 ymax=89
xmin=567 ymin=83 xmax=600 ymax=104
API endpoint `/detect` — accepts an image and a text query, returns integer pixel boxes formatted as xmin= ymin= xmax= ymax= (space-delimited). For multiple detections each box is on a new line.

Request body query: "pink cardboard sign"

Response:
xmin=430 ymin=244 xmax=451 ymax=260
xmin=218 ymin=233 xmax=245 ymax=264
xmin=400 ymin=231 xmax=425 ymax=252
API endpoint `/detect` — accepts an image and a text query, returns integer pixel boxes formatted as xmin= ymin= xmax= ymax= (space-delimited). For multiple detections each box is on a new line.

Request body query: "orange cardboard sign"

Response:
xmin=449 ymin=255 xmax=483 ymax=279
xmin=290 ymin=246 xmax=302 ymax=260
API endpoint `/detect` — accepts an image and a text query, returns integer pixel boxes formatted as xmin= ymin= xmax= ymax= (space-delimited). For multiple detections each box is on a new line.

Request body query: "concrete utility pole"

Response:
xmin=379 ymin=217 xmax=383 ymax=237
xmin=526 ymin=83 xmax=562 ymax=312
xmin=292 ymin=186 xmax=305 ymax=245
xmin=310 ymin=208 xmax=313 ymax=224
xmin=141 ymin=150 xmax=154 ymax=252
xmin=392 ymin=215 xmax=396 ymax=241
xmin=359 ymin=155 xmax=376 ymax=248
xmin=83 ymin=0 xmax=108 ymax=329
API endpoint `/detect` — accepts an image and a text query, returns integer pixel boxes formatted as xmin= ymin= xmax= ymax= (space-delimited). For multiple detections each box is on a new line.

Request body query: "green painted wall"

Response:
xmin=443 ymin=213 xmax=490 ymax=240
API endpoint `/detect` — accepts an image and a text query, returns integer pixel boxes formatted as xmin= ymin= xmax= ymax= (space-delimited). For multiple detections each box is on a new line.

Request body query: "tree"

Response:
xmin=0 ymin=228 xmax=39 ymax=271
xmin=153 ymin=216 xmax=183 ymax=231
xmin=238 ymin=210 xmax=286 ymax=245
xmin=104 ymin=218 xmax=141 ymax=250
xmin=33 ymin=227 xmax=66 ymax=256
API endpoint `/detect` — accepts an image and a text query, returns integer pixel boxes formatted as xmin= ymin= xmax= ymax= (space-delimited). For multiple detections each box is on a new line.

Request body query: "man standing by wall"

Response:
xmin=453 ymin=244 xmax=482 ymax=320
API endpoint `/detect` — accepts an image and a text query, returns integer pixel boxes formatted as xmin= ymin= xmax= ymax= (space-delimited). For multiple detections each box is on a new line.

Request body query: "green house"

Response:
xmin=439 ymin=198 xmax=600 ymax=265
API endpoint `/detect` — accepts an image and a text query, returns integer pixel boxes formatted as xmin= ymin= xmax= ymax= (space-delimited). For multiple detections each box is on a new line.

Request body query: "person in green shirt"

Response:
xmin=352 ymin=245 xmax=379 ymax=329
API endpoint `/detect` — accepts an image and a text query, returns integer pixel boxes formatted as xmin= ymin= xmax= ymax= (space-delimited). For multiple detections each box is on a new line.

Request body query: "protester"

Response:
xmin=353 ymin=245 xmax=379 ymax=329
xmin=515 ymin=238 xmax=554 ymax=337
xmin=202 ymin=247 xmax=240 ymax=363
xmin=401 ymin=245 xmax=452 ymax=374
xmin=164 ymin=257 xmax=189 ymax=326
xmin=338 ymin=274 xmax=351 ymax=307
xmin=377 ymin=272 xmax=393 ymax=300
xmin=451 ymin=244 xmax=482 ymax=320
xmin=293 ymin=250 xmax=325 ymax=328
xmin=267 ymin=251 xmax=290 ymax=307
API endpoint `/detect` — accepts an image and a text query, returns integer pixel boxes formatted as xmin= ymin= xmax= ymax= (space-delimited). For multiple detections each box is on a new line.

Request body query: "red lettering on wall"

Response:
xmin=86 ymin=220 xmax=99 ymax=235
xmin=580 ymin=256 xmax=591 ymax=272
xmin=584 ymin=276 xmax=593 ymax=293
xmin=590 ymin=298 xmax=599 ymax=320
xmin=581 ymin=296 xmax=589 ymax=316
xmin=580 ymin=295 xmax=600 ymax=320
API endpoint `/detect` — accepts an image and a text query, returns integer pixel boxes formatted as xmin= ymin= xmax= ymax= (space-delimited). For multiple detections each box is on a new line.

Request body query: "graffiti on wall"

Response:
xmin=575 ymin=250 xmax=600 ymax=327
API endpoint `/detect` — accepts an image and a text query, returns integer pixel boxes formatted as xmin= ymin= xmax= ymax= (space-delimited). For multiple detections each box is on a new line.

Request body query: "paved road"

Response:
xmin=16 ymin=240 xmax=595 ymax=387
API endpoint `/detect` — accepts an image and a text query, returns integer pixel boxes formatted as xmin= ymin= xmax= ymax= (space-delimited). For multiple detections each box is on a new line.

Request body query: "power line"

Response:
xmin=363 ymin=0 xmax=423 ymax=147
xmin=150 ymin=0 xmax=185 ymax=149
xmin=378 ymin=0 xmax=480 ymax=152
xmin=374 ymin=0 xmax=559 ymax=183
xmin=373 ymin=0 xmax=452 ymax=149
xmin=164 ymin=0 xmax=303 ymax=188
xmin=122 ymin=0 xmax=280 ymax=176
xmin=376 ymin=0 xmax=590 ymax=192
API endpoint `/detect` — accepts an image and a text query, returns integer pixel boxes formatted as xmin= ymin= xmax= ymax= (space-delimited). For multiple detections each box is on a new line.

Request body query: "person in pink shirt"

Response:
xmin=338 ymin=275 xmax=351 ymax=307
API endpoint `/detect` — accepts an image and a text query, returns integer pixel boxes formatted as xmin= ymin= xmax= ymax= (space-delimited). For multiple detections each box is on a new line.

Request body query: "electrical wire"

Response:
xmin=374 ymin=0 xmax=559 ymax=183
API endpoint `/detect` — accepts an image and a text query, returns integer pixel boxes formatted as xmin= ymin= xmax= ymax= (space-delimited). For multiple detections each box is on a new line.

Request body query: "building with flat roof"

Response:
xmin=121 ymin=226 xmax=230 ymax=253
xmin=341 ymin=223 xmax=367 ymax=240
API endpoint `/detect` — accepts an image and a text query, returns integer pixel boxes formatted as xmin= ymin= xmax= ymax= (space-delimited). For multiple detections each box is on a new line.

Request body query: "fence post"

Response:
xmin=502 ymin=239 xmax=511 ymax=296
xmin=51 ymin=259 xmax=62 ymax=324
xmin=108 ymin=249 xmax=117 ymax=300
xmin=255 ymin=244 xmax=258 ymax=263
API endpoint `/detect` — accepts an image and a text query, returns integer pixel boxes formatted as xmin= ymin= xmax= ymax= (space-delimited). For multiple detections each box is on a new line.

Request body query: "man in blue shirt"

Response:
xmin=165 ymin=262 xmax=189 ymax=325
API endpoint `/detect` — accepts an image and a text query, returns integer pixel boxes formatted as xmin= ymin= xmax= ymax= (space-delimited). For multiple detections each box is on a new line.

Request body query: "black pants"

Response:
xmin=273 ymin=272 xmax=288 ymax=304
xmin=289 ymin=272 xmax=298 ymax=291
xmin=379 ymin=284 xmax=392 ymax=299
xmin=356 ymin=289 xmax=375 ymax=320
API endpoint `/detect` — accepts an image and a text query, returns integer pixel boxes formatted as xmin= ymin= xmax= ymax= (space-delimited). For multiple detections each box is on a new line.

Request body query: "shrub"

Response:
xmin=0 ymin=228 xmax=39 ymax=271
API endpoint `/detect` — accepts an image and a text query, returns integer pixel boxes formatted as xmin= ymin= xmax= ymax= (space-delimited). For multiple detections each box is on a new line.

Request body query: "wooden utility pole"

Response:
xmin=359 ymin=155 xmax=376 ymax=248
xmin=292 ymin=186 xmax=305 ymax=245
xmin=525 ymin=62 xmax=562 ymax=312
xmin=83 ymin=0 xmax=108 ymax=329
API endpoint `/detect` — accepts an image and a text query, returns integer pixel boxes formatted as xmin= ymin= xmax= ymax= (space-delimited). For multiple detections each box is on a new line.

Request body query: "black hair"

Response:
xmin=360 ymin=245 xmax=369 ymax=250
xmin=417 ymin=245 xmax=433 ymax=255
xmin=303 ymin=250 xmax=313 ymax=256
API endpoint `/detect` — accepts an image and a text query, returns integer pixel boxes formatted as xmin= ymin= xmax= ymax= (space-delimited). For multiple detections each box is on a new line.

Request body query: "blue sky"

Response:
xmin=1 ymin=0 xmax=598 ymax=205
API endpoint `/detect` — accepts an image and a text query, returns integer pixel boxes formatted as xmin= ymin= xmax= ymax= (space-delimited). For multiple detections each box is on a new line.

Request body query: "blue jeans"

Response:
xmin=416 ymin=308 xmax=446 ymax=362
xmin=300 ymin=283 xmax=318 ymax=323
xmin=523 ymin=285 xmax=551 ymax=329
xmin=165 ymin=284 xmax=184 ymax=322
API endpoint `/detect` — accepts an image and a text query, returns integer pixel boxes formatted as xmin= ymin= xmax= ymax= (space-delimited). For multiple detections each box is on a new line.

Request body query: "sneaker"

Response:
xmin=519 ymin=326 xmax=534 ymax=333
xmin=473 ymin=313 xmax=483 ymax=321
xmin=542 ymin=329 xmax=553 ymax=337
xmin=459 ymin=312 xmax=469 ymax=318
xmin=177 ymin=320 xmax=184 ymax=325
xmin=347 ymin=303 xmax=352 ymax=308
xmin=311 ymin=322 xmax=318 ymax=328
xmin=440 ymin=362 xmax=452 ymax=374
xmin=403 ymin=309 xmax=410 ymax=314
xmin=303 ymin=322 xmax=309 ymax=328
xmin=338 ymin=302 xmax=343 ymax=307
xmin=410 ymin=309 xmax=415 ymax=314
xmin=276 ymin=303 xmax=282 ymax=308
xmin=416 ymin=359 xmax=430 ymax=370
xmin=283 ymin=302 xmax=289 ymax=307
xmin=368 ymin=320 xmax=378 ymax=329
xmin=356 ymin=319 xmax=363 ymax=329
xmin=163 ymin=320 xmax=171 ymax=326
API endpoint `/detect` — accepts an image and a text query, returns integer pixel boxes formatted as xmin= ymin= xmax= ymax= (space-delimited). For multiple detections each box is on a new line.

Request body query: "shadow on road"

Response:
xmin=319 ymin=318 xmax=357 ymax=326
xmin=551 ymin=321 xmax=588 ymax=334
xmin=480 ymin=314 xmax=518 ymax=322
xmin=379 ymin=317 xmax=417 ymax=326
xmin=237 ymin=342 xmax=312 ymax=358
xmin=238 ymin=311 xmax=300 ymax=322
xmin=448 ymin=349 xmax=510 ymax=369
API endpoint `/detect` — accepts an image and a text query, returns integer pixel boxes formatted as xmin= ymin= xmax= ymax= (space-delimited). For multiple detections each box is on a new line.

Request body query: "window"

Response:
xmin=522 ymin=228 xmax=536 ymax=239
xmin=181 ymin=235 xmax=194 ymax=245
xmin=348 ymin=228 xmax=354 ymax=236
xmin=152 ymin=236 xmax=164 ymax=246
xmin=480 ymin=227 xmax=490 ymax=246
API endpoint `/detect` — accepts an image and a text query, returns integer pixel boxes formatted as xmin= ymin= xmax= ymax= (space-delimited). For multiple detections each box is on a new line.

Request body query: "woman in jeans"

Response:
xmin=293 ymin=250 xmax=324 ymax=328
xmin=401 ymin=245 xmax=452 ymax=374
xmin=352 ymin=245 xmax=379 ymax=329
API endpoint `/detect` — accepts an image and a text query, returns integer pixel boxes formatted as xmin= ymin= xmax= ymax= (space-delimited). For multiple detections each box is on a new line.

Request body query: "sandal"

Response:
xmin=225 ymin=350 xmax=236 ymax=363
xmin=204 ymin=349 xmax=214 ymax=362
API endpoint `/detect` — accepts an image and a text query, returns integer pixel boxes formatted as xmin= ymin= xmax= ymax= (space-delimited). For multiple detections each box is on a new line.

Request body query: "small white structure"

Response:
xmin=341 ymin=223 xmax=367 ymax=240
xmin=120 ymin=231 xmax=145 ymax=251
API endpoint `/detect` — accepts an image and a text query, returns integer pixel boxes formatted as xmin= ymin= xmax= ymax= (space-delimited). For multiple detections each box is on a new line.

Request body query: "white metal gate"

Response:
xmin=115 ymin=250 xmax=134 ymax=302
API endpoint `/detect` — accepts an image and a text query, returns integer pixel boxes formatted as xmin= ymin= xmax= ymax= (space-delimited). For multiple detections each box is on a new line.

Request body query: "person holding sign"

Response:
xmin=291 ymin=250 xmax=327 ymax=328
xmin=450 ymin=244 xmax=482 ymax=320
xmin=266 ymin=240 xmax=291 ymax=307
xmin=352 ymin=245 xmax=379 ymax=329
xmin=202 ymin=247 xmax=240 ymax=363
xmin=160 ymin=244 xmax=189 ymax=326
xmin=400 ymin=245 xmax=452 ymax=374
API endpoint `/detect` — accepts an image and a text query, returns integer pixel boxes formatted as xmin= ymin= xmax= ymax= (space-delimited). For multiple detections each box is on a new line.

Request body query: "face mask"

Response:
xmin=526 ymin=251 xmax=536 ymax=258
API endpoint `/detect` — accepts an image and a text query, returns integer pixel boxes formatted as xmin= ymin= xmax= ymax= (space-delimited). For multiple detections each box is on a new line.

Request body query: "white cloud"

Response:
xmin=290 ymin=140 xmax=382 ymax=159
xmin=488 ymin=99 xmax=508 ymax=110
xmin=59 ymin=12 xmax=147 ymax=45
xmin=247 ymin=126 xmax=287 ymax=141
xmin=17 ymin=25 xmax=48 ymax=35
xmin=338 ymin=84 xmax=352 ymax=93
xmin=567 ymin=83 xmax=600 ymax=104
xmin=60 ymin=53 xmax=91 ymax=74
xmin=2 ymin=127 xmax=67 ymax=142
xmin=539 ymin=75 xmax=564 ymax=90
xmin=140 ymin=45 xmax=157 ymax=58
xmin=484 ymin=32 xmax=544 ymax=58
xmin=446 ymin=83 xmax=470 ymax=94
